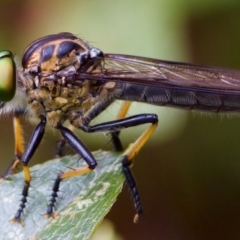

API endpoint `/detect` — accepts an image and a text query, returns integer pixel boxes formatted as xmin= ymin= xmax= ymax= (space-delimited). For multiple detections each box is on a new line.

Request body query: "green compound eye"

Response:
xmin=0 ymin=50 xmax=16 ymax=102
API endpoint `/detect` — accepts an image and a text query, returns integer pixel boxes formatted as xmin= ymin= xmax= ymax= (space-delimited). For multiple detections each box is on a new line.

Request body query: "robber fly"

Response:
xmin=1 ymin=32 xmax=240 ymax=226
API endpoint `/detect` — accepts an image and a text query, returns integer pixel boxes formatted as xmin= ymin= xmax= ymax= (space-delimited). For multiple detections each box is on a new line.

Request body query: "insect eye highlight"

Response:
xmin=89 ymin=48 xmax=103 ymax=59
xmin=0 ymin=50 xmax=16 ymax=102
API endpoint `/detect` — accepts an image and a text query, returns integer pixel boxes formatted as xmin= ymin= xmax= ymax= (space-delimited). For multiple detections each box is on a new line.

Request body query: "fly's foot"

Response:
xmin=44 ymin=209 xmax=59 ymax=219
xmin=45 ymin=174 xmax=62 ymax=219
xmin=10 ymin=182 xmax=29 ymax=227
xmin=133 ymin=213 xmax=140 ymax=223
xmin=10 ymin=211 xmax=25 ymax=227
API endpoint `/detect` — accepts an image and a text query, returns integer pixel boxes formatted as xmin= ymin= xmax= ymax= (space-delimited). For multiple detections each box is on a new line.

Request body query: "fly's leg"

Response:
xmin=46 ymin=113 xmax=157 ymax=221
xmin=120 ymin=116 xmax=158 ymax=223
xmin=45 ymin=125 xmax=97 ymax=218
xmin=55 ymin=124 xmax=75 ymax=157
xmin=54 ymin=101 xmax=131 ymax=156
xmin=11 ymin=115 xmax=46 ymax=226
xmin=1 ymin=111 xmax=24 ymax=180
xmin=46 ymin=99 xmax=115 ymax=217
xmin=111 ymin=101 xmax=131 ymax=151
xmin=46 ymin=96 xmax=158 ymax=222
xmin=77 ymin=113 xmax=158 ymax=223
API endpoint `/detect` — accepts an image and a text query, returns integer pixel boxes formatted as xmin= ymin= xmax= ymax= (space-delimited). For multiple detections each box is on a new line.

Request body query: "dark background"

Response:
xmin=0 ymin=1 xmax=240 ymax=239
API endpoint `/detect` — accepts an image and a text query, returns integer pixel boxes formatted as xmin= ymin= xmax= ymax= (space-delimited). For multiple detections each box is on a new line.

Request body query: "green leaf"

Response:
xmin=0 ymin=151 xmax=124 ymax=240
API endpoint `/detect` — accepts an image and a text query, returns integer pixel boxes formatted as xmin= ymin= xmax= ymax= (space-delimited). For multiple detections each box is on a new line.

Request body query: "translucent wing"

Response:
xmin=78 ymin=54 xmax=240 ymax=95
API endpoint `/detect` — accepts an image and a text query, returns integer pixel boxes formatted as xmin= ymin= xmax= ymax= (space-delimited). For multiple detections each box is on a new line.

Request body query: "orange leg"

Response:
xmin=111 ymin=101 xmax=132 ymax=151
xmin=1 ymin=113 xmax=24 ymax=179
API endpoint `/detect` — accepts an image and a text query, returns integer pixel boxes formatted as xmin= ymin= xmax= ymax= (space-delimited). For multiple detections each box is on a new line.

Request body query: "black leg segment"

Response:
xmin=45 ymin=174 xmax=62 ymax=218
xmin=122 ymin=156 xmax=143 ymax=223
xmin=111 ymin=131 xmax=124 ymax=152
xmin=22 ymin=115 xmax=46 ymax=165
xmin=81 ymin=114 xmax=158 ymax=133
xmin=58 ymin=125 xmax=97 ymax=169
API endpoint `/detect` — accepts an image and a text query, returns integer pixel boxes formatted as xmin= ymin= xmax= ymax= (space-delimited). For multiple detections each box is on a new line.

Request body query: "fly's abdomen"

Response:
xmin=118 ymin=83 xmax=240 ymax=113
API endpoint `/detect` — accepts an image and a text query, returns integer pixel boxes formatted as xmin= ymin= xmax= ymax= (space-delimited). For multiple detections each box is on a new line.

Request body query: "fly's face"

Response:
xmin=0 ymin=33 xmax=104 ymax=117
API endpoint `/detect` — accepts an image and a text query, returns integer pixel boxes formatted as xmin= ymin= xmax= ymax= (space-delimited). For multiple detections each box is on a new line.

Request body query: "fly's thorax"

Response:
xmin=22 ymin=32 xmax=103 ymax=77
xmin=22 ymin=33 xmax=87 ymax=74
